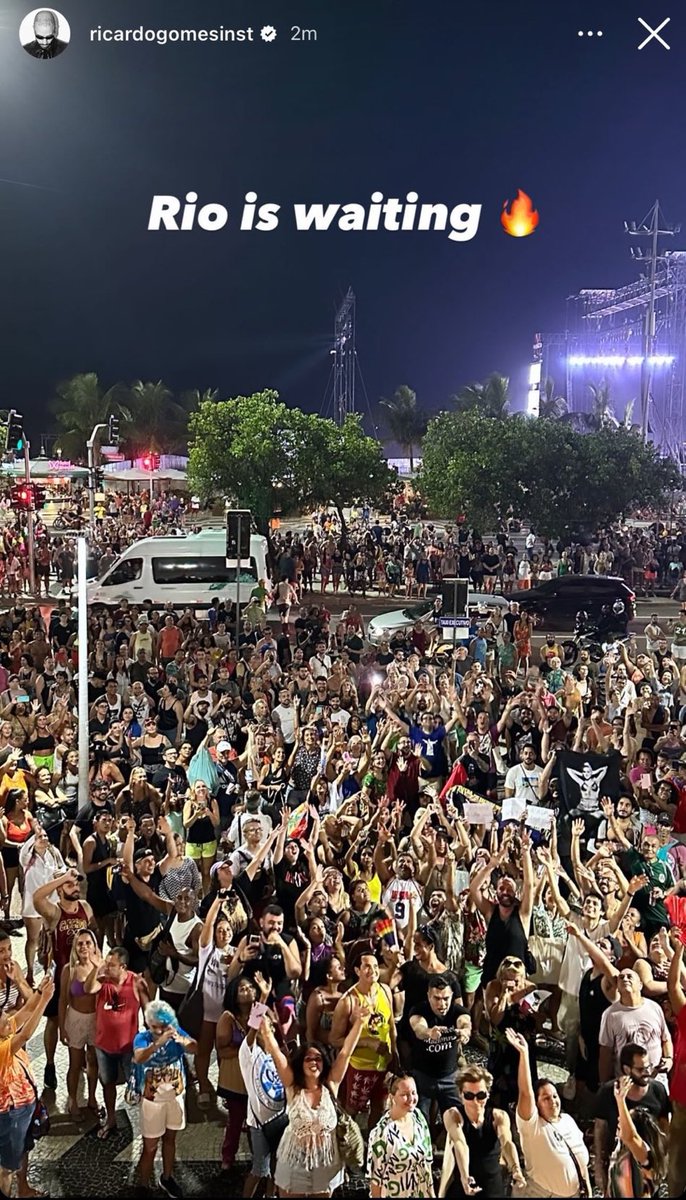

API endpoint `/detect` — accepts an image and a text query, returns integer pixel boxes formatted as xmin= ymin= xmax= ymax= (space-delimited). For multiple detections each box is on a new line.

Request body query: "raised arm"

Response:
xmin=519 ymin=831 xmax=534 ymax=932
xmin=260 ymin=1017 xmax=295 ymax=1089
xmin=614 ymin=1076 xmax=652 ymax=1168
xmin=538 ymin=849 xmax=571 ymax=919
xmin=467 ymin=851 xmax=498 ymax=920
xmin=328 ymin=1002 xmax=365 ymax=1087
xmin=505 ymin=1027 xmax=535 ymax=1122
xmin=10 ymin=977 xmax=55 ymax=1055
xmin=668 ymin=930 xmax=686 ymax=1016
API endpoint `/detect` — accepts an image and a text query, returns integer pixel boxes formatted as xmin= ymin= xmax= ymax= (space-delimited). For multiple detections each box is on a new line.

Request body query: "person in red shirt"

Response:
xmin=85 ymin=945 xmax=149 ymax=1139
xmin=667 ymin=929 xmax=686 ymax=1195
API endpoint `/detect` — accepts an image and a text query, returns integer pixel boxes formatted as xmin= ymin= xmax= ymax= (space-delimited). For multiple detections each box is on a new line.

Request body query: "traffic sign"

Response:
xmin=438 ymin=616 xmax=470 ymax=629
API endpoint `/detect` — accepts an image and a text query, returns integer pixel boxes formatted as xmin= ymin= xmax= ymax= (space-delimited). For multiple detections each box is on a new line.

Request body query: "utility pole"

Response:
xmin=23 ymin=440 xmax=36 ymax=595
xmin=625 ymin=201 xmax=680 ymax=444
xmin=77 ymin=538 xmax=90 ymax=808
xmin=2 ymin=412 xmax=36 ymax=594
xmin=86 ymin=423 xmax=108 ymax=528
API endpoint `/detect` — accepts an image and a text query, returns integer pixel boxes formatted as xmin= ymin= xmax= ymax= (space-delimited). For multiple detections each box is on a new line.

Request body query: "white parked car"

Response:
xmin=367 ymin=594 xmax=509 ymax=645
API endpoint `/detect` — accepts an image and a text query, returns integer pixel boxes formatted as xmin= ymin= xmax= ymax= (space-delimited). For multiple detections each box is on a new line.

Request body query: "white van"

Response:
xmin=87 ymin=529 xmax=269 ymax=609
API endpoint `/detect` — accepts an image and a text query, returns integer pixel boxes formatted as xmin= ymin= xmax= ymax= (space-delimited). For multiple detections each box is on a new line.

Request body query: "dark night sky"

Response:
xmin=0 ymin=0 xmax=683 ymax=439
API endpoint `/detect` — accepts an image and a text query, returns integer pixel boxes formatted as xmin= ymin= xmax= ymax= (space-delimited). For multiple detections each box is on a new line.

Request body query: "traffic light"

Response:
xmin=142 ymin=453 xmax=160 ymax=471
xmin=108 ymin=414 xmax=120 ymax=445
xmin=6 ymin=411 xmax=24 ymax=453
xmin=226 ymin=509 xmax=252 ymax=561
xmin=9 ymin=482 xmax=45 ymax=512
xmin=440 ymin=578 xmax=470 ymax=616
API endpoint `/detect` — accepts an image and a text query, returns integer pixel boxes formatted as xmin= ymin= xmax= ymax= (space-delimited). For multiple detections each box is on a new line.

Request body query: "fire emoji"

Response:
xmin=501 ymin=190 xmax=539 ymax=237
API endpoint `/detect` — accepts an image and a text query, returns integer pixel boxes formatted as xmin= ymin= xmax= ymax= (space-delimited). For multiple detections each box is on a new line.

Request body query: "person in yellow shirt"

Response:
xmin=330 ymin=950 xmax=397 ymax=1127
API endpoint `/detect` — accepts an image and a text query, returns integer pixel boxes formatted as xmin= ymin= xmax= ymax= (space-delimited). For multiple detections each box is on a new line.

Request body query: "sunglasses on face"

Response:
xmin=462 ymin=1089 xmax=489 ymax=1101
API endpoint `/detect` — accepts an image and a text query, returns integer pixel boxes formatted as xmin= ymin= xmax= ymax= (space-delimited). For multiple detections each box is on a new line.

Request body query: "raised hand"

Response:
xmin=504 ymin=1027 xmax=528 ymax=1055
xmin=571 ymin=819 xmax=585 ymax=839
xmin=349 ymin=999 xmax=368 ymax=1026
xmin=614 ymin=1075 xmax=633 ymax=1101
xmin=627 ymin=873 xmax=649 ymax=895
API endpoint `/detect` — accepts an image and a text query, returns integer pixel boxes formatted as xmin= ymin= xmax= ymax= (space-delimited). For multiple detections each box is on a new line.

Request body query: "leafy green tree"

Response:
xmin=187 ymin=393 xmax=393 ymax=542
xmin=379 ymin=385 xmax=428 ymax=472
xmin=419 ymin=411 xmax=681 ymax=537
xmin=53 ymin=373 xmax=131 ymax=461
xmin=317 ymin=415 xmax=395 ymax=538
xmin=452 ymin=372 xmax=511 ymax=420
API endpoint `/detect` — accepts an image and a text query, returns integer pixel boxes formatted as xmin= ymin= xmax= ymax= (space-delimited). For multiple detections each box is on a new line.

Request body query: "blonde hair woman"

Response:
xmin=368 ymin=1074 xmax=434 ymax=1198
xmin=182 ymin=781 xmax=220 ymax=895
xmin=19 ymin=827 xmax=65 ymax=986
xmin=58 ymin=928 xmax=100 ymax=1120
xmin=484 ymin=955 xmax=539 ymax=1110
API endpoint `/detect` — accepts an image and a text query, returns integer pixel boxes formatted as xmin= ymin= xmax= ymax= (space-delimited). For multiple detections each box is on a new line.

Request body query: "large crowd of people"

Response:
xmin=1 ymin=502 xmax=686 ymax=1196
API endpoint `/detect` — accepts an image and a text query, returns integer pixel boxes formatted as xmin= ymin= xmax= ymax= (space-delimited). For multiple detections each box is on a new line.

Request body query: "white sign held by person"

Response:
xmin=463 ymin=802 xmax=495 ymax=827
xmin=525 ymin=805 xmax=555 ymax=831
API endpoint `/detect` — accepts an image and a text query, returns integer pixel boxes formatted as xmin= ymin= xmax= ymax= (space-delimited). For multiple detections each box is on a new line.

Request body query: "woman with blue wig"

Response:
xmin=132 ymin=998 xmax=198 ymax=1197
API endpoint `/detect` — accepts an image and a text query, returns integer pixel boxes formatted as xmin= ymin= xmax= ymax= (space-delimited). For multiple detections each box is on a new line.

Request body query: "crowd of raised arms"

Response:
xmin=3 ymin=506 xmax=686 ymax=1198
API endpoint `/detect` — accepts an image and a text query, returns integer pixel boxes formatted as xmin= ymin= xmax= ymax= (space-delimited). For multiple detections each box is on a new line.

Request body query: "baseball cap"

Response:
xmin=210 ymin=859 xmax=233 ymax=877
xmin=217 ymin=741 xmax=232 ymax=754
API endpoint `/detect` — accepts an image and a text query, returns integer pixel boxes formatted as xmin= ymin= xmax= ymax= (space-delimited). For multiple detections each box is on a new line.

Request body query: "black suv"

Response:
xmin=518 ymin=575 xmax=636 ymax=629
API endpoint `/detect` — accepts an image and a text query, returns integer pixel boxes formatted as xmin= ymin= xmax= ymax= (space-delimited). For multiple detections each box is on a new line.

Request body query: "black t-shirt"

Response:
xmin=408 ymin=998 xmax=468 ymax=1077
xmin=398 ymin=959 xmax=461 ymax=1036
xmin=242 ymin=934 xmax=299 ymax=998
xmin=274 ymin=860 xmax=310 ymax=929
xmin=74 ymin=799 xmax=115 ymax=844
xmin=592 ymin=1079 xmax=670 ymax=1145
xmin=458 ymin=752 xmax=490 ymax=795
xmin=507 ymin=719 xmax=542 ymax=767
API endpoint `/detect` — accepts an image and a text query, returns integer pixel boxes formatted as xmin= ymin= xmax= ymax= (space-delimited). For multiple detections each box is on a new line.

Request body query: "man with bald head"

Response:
xmin=23 ymin=9 xmax=68 ymax=58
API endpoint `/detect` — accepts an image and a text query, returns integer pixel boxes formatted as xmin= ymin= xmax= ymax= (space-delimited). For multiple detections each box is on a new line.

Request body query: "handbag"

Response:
xmin=18 ymin=1062 xmax=50 ymax=1144
xmin=177 ymin=952 xmax=211 ymax=1039
xmin=250 ymin=1100 xmax=289 ymax=1153
xmin=327 ymin=1085 xmax=364 ymax=1169
xmin=524 ymin=947 xmax=538 ymax=976
xmin=35 ymin=803 xmax=65 ymax=831
xmin=147 ymin=913 xmax=176 ymax=987
xmin=550 ymin=1125 xmax=589 ymax=1198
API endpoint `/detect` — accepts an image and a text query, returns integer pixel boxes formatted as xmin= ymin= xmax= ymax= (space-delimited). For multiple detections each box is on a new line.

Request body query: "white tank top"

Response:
xmin=165 ymin=914 xmax=202 ymax=995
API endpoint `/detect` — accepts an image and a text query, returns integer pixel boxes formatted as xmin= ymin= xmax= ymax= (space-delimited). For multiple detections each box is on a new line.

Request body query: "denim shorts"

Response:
xmin=0 ymin=1102 xmax=34 ymax=1171
xmin=95 ymin=1048 xmax=132 ymax=1086
xmin=248 ymin=1125 xmax=271 ymax=1178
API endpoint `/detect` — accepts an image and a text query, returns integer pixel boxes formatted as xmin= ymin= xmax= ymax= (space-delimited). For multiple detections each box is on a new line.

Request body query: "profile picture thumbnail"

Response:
xmin=20 ymin=8 xmax=70 ymax=59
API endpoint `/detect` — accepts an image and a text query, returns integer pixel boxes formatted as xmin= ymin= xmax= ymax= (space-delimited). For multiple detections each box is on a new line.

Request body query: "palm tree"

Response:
xmin=452 ymin=372 xmax=511 ymax=419
xmin=539 ymin=377 xmax=568 ymax=420
xmin=53 ymin=373 xmax=131 ymax=461
xmin=587 ymin=380 xmax=618 ymax=430
xmin=379 ymin=385 xmax=428 ymax=473
xmin=125 ymin=380 xmax=191 ymax=455
xmin=179 ymin=387 xmax=219 ymax=410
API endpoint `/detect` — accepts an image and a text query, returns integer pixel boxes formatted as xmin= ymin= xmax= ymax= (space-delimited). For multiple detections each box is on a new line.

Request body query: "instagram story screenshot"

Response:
xmin=0 ymin=1 xmax=685 ymax=1198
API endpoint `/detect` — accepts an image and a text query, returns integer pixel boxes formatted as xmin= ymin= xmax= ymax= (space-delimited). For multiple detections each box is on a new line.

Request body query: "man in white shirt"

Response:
xmin=272 ymin=687 xmax=298 ymax=749
xmin=227 ymin=796 xmax=273 ymax=852
xmin=508 ymin=1027 xmax=591 ymax=1197
xmin=599 ymin=968 xmax=673 ymax=1088
xmin=503 ymin=744 xmax=542 ymax=817
xmin=308 ymin=642 xmax=332 ymax=681
xmin=328 ymin=696 xmax=351 ymax=732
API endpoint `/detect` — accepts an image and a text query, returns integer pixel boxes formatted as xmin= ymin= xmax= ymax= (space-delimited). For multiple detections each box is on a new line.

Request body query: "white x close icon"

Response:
xmin=637 ymin=16 xmax=671 ymax=50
